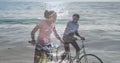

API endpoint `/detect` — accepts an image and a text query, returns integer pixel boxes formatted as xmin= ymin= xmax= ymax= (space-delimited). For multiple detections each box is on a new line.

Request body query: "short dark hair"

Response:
xmin=73 ymin=13 xmax=79 ymax=18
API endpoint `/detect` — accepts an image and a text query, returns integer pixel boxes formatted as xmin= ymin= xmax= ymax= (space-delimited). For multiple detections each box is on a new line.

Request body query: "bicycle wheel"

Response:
xmin=78 ymin=54 xmax=103 ymax=63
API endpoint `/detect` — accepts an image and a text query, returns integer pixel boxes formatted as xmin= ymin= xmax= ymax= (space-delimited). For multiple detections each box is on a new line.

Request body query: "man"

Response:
xmin=60 ymin=13 xmax=85 ymax=63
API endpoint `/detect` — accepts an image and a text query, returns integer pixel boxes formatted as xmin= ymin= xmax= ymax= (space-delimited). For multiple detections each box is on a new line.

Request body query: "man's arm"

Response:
xmin=75 ymin=30 xmax=81 ymax=37
xmin=75 ymin=30 xmax=85 ymax=40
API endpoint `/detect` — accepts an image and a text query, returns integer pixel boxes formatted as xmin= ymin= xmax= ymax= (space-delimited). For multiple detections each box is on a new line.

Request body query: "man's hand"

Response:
xmin=80 ymin=36 xmax=85 ymax=40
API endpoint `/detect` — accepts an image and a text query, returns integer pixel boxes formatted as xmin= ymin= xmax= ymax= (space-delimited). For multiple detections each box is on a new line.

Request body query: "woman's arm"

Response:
xmin=31 ymin=25 xmax=39 ymax=44
xmin=53 ymin=27 xmax=64 ymax=43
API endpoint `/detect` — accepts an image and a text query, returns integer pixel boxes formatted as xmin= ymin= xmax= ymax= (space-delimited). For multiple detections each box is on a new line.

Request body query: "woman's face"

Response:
xmin=73 ymin=16 xmax=79 ymax=23
xmin=49 ymin=13 xmax=57 ymax=23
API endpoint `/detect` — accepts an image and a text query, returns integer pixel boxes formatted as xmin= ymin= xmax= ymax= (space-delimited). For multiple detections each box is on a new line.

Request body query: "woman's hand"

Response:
xmin=29 ymin=40 xmax=36 ymax=46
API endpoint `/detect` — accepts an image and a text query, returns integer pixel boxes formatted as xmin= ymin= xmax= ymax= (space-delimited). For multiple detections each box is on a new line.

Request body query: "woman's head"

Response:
xmin=44 ymin=10 xmax=57 ymax=22
xmin=72 ymin=13 xmax=80 ymax=23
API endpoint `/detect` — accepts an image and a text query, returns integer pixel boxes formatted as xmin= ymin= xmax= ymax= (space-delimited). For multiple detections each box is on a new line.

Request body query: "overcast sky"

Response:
xmin=0 ymin=0 xmax=120 ymax=2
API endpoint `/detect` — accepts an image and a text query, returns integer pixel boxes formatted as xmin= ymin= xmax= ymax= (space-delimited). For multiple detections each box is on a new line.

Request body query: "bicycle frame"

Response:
xmin=59 ymin=40 xmax=88 ymax=63
xmin=39 ymin=44 xmax=64 ymax=63
xmin=29 ymin=40 xmax=103 ymax=63
xmin=49 ymin=40 xmax=103 ymax=63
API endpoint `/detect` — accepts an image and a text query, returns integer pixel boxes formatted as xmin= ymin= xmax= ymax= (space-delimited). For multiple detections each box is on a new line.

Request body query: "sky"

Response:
xmin=0 ymin=0 xmax=120 ymax=2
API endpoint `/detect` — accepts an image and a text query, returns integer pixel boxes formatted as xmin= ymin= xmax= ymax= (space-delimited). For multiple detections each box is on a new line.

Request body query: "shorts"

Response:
xmin=35 ymin=44 xmax=52 ymax=53
xmin=63 ymin=34 xmax=75 ymax=43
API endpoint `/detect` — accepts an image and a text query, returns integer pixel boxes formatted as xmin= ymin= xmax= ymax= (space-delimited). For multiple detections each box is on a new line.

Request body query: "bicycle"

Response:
xmin=28 ymin=41 xmax=64 ymax=63
xmin=58 ymin=40 xmax=103 ymax=63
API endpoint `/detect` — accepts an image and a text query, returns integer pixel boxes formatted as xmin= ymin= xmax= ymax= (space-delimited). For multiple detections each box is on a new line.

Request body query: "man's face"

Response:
xmin=73 ymin=16 xmax=79 ymax=23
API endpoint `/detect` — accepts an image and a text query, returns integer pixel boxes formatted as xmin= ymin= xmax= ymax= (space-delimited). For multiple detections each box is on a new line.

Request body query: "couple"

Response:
xmin=30 ymin=10 xmax=85 ymax=63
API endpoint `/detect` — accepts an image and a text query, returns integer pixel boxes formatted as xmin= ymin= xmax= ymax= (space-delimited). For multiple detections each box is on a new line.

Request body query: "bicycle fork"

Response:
xmin=82 ymin=44 xmax=88 ymax=63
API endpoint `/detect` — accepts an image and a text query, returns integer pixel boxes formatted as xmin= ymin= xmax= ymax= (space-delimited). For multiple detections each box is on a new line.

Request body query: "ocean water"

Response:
xmin=0 ymin=2 xmax=120 ymax=63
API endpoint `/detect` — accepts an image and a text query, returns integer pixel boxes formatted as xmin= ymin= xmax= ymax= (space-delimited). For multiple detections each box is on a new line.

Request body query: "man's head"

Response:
xmin=72 ymin=13 xmax=80 ymax=23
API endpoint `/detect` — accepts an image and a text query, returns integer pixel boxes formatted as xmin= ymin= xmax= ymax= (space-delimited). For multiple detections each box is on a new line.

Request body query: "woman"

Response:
xmin=30 ymin=10 xmax=63 ymax=63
